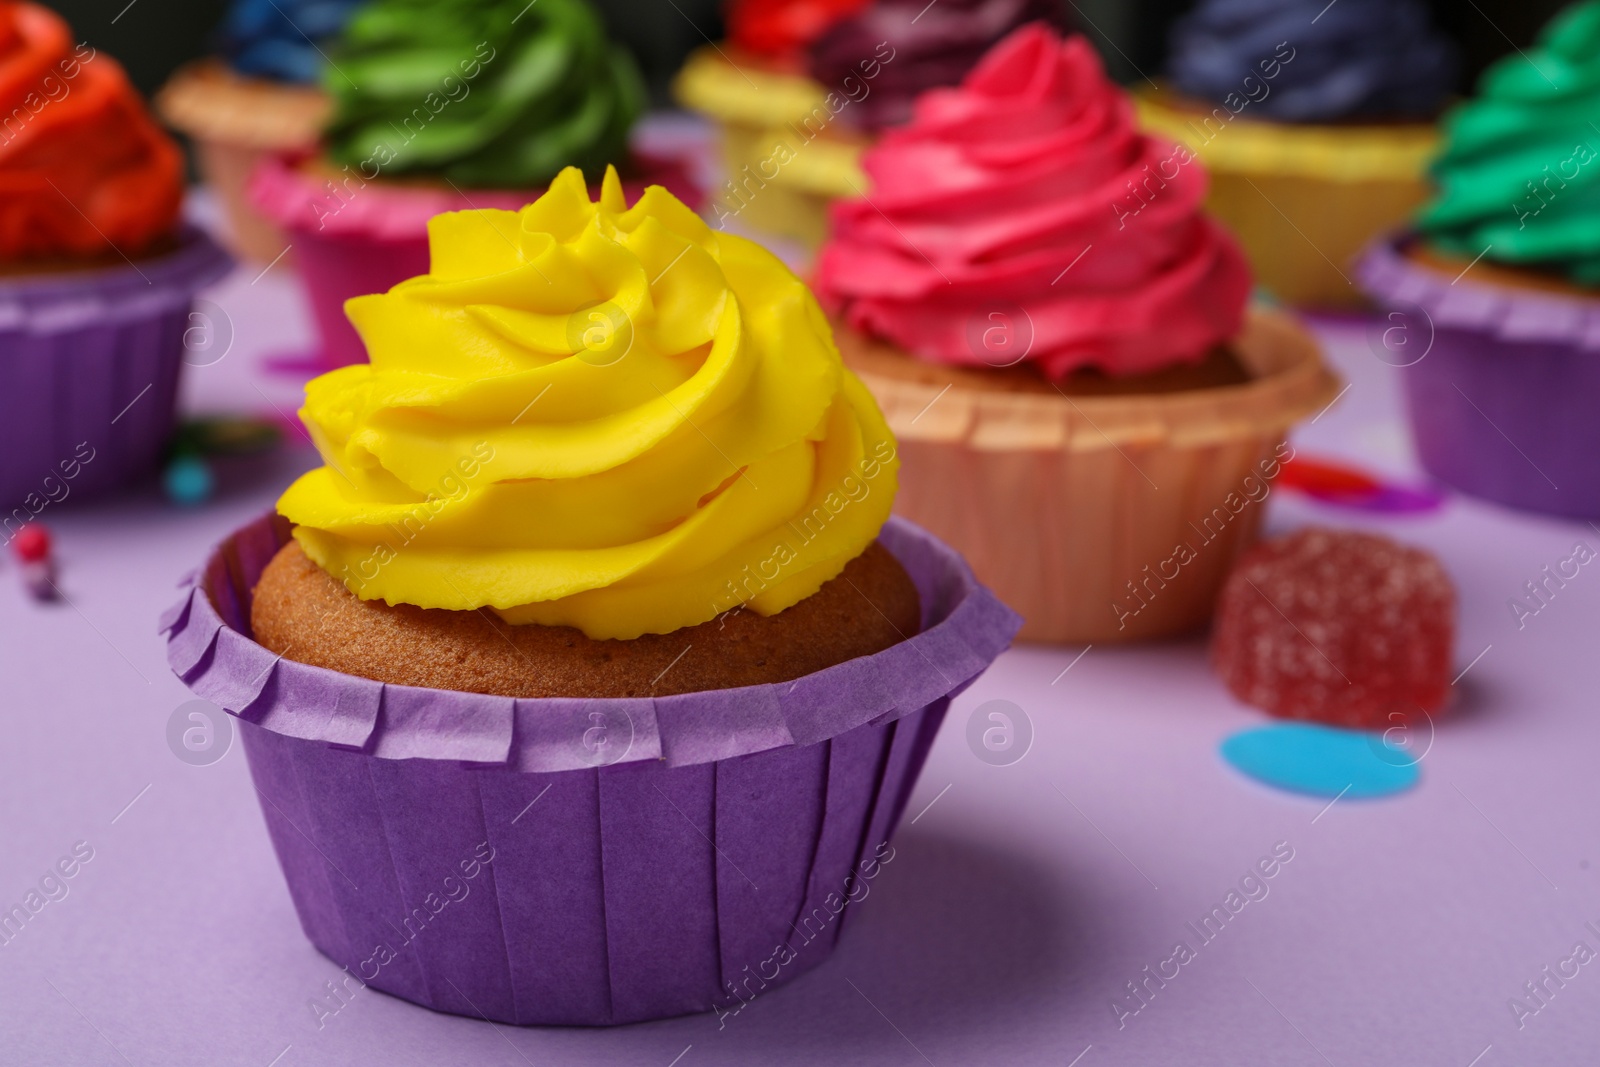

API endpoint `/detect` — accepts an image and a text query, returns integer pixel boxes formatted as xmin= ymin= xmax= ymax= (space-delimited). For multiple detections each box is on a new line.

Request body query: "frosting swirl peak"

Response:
xmin=280 ymin=167 xmax=898 ymax=639
xmin=0 ymin=1 xmax=182 ymax=261
xmin=323 ymin=0 xmax=644 ymax=187
xmin=1166 ymin=0 xmax=1457 ymax=123
xmin=1418 ymin=0 xmax=1600 ymax=283
xmin=816 ymin=24 xmax=1251 ymax=378
xmin=807 ymin=0 xmax=1066 ymax=130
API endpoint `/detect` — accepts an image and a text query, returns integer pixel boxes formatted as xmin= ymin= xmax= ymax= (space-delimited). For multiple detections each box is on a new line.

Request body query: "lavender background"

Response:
xmin=2 ymin=174 xmax=1600 ymax=1065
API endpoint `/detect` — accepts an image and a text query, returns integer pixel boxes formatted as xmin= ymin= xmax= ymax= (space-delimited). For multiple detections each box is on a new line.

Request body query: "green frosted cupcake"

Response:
xmin=1357 ymin=1 xmax=1600 ymax=520
xmin=247 ymin=0 xmax=697 ymax=370
xmin=1418 ymin=0 xmax=1600 ymax=282
xmin=323 ymin=0 xmax=644 ymax=187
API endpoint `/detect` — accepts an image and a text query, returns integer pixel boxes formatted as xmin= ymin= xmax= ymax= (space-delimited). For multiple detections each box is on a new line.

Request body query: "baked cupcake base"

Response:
xmin=1358 ymin=234 xmax=1600 ymax=519
xmin=837 ymin=308 xmax=1339 ymax=643
xmin=157 ymin=59 xmax=329 ymax=263
xmin=1137 ymin=87 xmax=1438 ymax=309
xmin=0 ymin=225 xmax=233 ymax=510
xmin=252 ymin=538 xmax=920 ymax=697
xmin=163 ymin=511 xmax=1018 ymax=1025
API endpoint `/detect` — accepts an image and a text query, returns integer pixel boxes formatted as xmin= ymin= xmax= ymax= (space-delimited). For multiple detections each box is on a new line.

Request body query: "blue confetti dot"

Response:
xmin=164 ymin=455 xmax=214 ymax=507
xmin=1221 ymin=723 xmax=1420 ymax=799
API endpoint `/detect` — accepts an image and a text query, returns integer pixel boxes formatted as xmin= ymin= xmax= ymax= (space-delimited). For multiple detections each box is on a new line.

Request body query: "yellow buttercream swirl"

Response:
xmin=278 ymin=166 xmax=899 ymax=640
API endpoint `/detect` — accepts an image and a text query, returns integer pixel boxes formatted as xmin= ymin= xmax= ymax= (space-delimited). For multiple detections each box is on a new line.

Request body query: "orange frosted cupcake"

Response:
xmin=1 ymin=1 xmax=230 ymax=511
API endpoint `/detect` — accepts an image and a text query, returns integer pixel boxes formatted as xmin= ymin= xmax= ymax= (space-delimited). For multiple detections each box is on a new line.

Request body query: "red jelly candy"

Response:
xmin=1212 ymin=528 xmax=1455 ymax=729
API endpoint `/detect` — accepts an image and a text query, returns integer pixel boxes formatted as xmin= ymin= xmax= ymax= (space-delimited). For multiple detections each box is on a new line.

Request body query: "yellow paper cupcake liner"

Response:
xmin=676 ymin=45 xmax=868 ymax=246
xmin=673 ymin=46 xmax=828 ymax=129
xmin=1135 ymin=88 xmax=1439 ymax=306
xmin=1135 ymin=87 xmax=1438 ymax=182
xmin=157 ymin=58 xmax=329 ymax=152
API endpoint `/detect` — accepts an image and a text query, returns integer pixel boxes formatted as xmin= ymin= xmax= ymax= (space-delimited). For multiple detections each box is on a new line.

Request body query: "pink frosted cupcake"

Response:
xmin=816 ymin=24 xmax=1339 ymax=643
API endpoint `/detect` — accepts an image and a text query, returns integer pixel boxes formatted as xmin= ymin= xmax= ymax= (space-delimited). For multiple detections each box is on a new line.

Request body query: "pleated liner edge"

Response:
xmin=161 ymin=511 xmax=1020 ymax=1025
xmin=1357 ymin=232 xmax=1600 ymax=351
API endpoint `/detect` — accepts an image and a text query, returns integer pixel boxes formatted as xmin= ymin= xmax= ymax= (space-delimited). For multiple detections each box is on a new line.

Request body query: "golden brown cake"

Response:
xmin=252 ymin=540 xmax=919 ymax=698
xmin=1407 ymin=244 xmax=1598 ymax=300
xmin=834 ymin=324 xmax=1254 ymax=398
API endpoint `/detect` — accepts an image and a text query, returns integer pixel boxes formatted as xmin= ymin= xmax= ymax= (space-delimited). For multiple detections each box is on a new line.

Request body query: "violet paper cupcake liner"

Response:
xmin=248 ymin=153 xmax=704 ymax=370
xmin=0 ymin=225 xmax=234 ymax=512
xmin=162 ymin=512 xmax=1019 ymax=1026
xmin=1357 ymin=234 xmax=1600 ymax=519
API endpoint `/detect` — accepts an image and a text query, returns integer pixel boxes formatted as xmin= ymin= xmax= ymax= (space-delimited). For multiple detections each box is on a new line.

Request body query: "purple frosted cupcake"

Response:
xmin=807 ymin=0 xmax=1067 ymax=131
xmin=0 ymin=2 xmax=231 ymax=514
xmin=164 ymin=172 xmax=1017 ymax=1024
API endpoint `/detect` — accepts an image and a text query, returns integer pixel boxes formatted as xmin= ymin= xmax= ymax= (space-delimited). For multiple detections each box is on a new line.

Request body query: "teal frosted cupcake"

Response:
xmin=1358 ymin=0 xmax=1600 ymax=519
xmin=1417 ymin=0 xmax=1600 ymax=280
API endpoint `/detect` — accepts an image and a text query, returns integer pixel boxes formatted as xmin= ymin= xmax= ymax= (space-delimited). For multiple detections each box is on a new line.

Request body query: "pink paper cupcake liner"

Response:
xmin=248 ymin=153 xmax=704 ymax=371
xmin=0 ymin=225 xmax=233 ymax=512
xmin=1357 ymin=235 xmax=1600 ymax=519
xmin=161 ymin=512 xmax=1018 ymax=1026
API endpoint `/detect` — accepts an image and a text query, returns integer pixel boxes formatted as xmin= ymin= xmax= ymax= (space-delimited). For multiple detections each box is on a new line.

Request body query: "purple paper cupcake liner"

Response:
xmin=0 ymin=225 xmax=234 ymax=513
xmin=1357 ymin=235 xmax=1600 ymax=519
xmin=162 ymin=512 xmax=1019 ymax=1026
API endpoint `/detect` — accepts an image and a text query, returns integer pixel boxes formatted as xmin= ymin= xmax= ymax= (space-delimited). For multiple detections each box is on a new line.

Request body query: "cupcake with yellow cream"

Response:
xmin=164 ymin=168 xmax=1017 ymax=1024
xmin=1136 ymin=0 xmax=1457 ymax=307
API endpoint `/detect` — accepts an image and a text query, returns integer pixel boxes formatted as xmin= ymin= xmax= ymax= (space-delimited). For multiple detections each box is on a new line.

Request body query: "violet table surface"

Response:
xmin=4 ymin=193 xmax=1600 ymax=1067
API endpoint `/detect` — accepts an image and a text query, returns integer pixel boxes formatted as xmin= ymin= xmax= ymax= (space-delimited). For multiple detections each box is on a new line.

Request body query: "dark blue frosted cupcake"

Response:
xmin=219 ymin=0 xmax=364 ymax=83
xmin=1168 ymin=0 xmax=1455 ymax=123
xmin=1138 ymin=0 xmax=1459 ymax=306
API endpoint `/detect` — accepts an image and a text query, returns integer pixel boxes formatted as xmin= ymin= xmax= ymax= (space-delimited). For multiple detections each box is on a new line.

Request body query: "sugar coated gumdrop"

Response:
xmin=1212 ymin=527 xmax=1455 ymax=729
